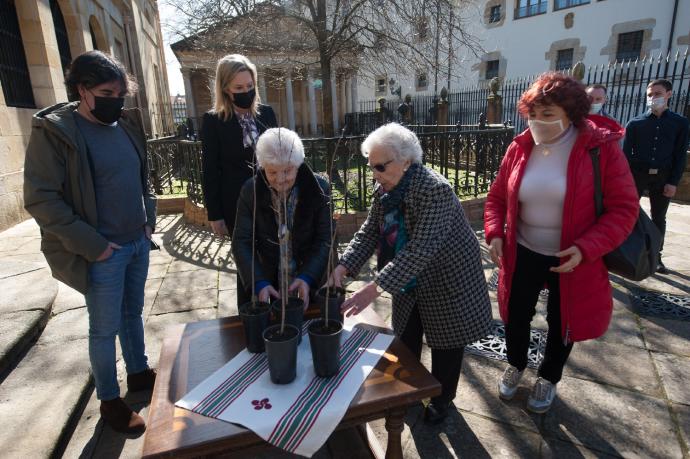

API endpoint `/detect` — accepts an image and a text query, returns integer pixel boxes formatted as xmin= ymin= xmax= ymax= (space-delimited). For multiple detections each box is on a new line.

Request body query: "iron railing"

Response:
xmin=355 ymin=49 xmax=690 ymax=136
xmin=147 ymin=126 xmax=514 ymax=213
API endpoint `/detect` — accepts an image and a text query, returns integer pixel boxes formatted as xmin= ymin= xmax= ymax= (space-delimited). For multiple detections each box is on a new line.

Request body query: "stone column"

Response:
xmin=307 ymin=69 xmax=318 ymax=136
xmin=181 ymin=68 xmax=197 ymax=120
xmin=285 ymin=70 xmax=296 ymax=131
xmin=257 ymin=71 xmax=267 ymax=104
xmin=15 ymin=0 xmax=67 ymax=106
xmin=350 ymin=76 xmax=358 ymax=113
xmin=331 ymin=72 xmax=339 ymax=131
xmin=345 ymin=78 xmax=352 ymax=113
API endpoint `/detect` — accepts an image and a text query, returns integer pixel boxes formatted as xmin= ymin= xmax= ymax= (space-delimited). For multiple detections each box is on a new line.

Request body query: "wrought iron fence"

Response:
xmin=147 ymin=125 xmax=514 ymax=213
xmin=355 ymin=49 xmax=690 ymax=136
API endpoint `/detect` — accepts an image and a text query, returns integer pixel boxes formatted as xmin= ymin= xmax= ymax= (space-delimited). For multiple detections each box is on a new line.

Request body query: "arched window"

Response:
xmin=88 ymin=16 xmax=107 ymax=51
xmin=50 ymin=0 xmax=72 ymax=74
xmin=0 ymin=0 xmax=35 ymax=108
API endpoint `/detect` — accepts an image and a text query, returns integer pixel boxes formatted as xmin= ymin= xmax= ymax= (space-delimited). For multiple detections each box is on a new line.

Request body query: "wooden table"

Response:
xmin=142 ymin=308 xmax=441 ymax=458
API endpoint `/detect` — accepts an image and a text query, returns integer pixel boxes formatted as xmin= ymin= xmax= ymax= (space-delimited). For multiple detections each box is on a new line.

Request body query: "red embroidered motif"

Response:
xmin=251 ymin=398 xmax=272 ymax=410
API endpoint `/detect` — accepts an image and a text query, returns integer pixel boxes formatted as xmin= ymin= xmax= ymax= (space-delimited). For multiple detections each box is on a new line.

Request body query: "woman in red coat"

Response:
xmin=484 ymin=73 xmax=638 ymax=413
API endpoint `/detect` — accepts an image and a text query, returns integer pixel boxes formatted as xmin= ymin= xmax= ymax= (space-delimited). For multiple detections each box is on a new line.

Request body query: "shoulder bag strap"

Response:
xmin=589 ymin=147 xmax=604 ymax=217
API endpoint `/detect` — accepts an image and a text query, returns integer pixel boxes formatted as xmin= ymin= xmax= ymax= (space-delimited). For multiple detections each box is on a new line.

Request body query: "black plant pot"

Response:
xmin=308 ymin=319 xmax=343 ymax=378
xmin=263 ymin=324 xmax=300 ymax=384
xmin=314 ymin=287 xmax=345 ymax=323
xmin=271 ymin=297 xmax=305 ymax=344
xmin=238 ymin=301 xmax=271 ymax=353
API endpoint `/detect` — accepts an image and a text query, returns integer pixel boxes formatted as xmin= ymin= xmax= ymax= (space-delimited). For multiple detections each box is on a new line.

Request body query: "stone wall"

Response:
xmin=0 ymin=99 xmax=35 ymax=232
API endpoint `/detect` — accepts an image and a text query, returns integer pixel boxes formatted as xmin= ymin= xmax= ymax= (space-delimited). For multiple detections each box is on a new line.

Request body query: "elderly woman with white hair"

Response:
xmin=328 ymin=123 xmax=492 ymax=424
xmin=232 ymin=128 xmax=333 ymax=308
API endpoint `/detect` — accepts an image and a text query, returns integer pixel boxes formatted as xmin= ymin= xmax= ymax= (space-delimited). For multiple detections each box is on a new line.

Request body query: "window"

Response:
xmin=485 ymin=60 xmax=499 ymax=79
xmin=375 ymin=76 xmax=387 ymax=95
xmin=616 ymin=30 xmax=644 ymax=61
xmin=555 ymin=48 xmax=574 ymax=70
xmin=50 ymin=0 xmax=72 ymax=75
xmin=515 ymin=0 xmax=547 ymax=19
xmin=554 ymin=0 xmax=590 ymax=10
xmin=0 ymin=0 xmax=35 ymax=108
xmin=489 ymin=5 xmax=502 ymax=23
xmin=416 ymin=73 xmax=428 ymax=91
xmin=89 ymin=22 xmax=98 ymax=50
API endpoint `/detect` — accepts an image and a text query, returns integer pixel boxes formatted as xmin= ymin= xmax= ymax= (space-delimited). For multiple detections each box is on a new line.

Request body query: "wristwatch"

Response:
xmin=373 ymin=281 xmax=384 ymax=295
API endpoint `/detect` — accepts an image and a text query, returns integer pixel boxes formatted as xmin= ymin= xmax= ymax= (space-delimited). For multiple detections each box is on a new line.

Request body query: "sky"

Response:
xmin=158 ymin=1 xmax=185 ymax=96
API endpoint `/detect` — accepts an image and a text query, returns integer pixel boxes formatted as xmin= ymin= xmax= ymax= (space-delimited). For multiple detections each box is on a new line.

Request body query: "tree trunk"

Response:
xmin=320 ymin=57 xmax=334 ymax=137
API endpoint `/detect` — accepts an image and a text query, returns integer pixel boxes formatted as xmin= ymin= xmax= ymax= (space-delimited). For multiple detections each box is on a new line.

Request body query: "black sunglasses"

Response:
xmin=368 ymin=159 xmax=394 ymax=173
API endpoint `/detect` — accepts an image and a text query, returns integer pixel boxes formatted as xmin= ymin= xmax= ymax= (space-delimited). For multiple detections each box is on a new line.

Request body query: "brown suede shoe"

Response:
xmin=100 ymin=398 xmax=146 ymax=434
xmin=127 ymin=368 xmax=157 ymax=392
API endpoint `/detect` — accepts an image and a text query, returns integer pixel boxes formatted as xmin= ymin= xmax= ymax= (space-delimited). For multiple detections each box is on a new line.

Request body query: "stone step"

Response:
xmin=0 ymin=302 xmax=92 ymax=458
xmin=0 ymin=258 xmax=57 ymax=380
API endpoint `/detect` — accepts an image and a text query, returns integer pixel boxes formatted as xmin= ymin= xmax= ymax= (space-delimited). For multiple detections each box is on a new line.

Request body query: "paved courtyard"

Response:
xmin=0 ymin=198 xmax=688 ymax=458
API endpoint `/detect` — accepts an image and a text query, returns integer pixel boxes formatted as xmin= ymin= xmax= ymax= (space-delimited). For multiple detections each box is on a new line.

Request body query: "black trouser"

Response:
xmin=505 ymin=244 xmax=573 ymax=384
xmin=400 ymin=304 xmax=465 ymax=406
xmin=631 ymin=168 xmax=671 ymax=254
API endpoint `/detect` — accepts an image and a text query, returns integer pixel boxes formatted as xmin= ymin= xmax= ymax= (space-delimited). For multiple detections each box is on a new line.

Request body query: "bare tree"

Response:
xmin=164 ymin=0 xmax=483 ymax=136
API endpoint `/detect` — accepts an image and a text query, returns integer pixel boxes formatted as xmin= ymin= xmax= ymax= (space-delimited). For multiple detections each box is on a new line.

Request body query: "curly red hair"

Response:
xmin=518 ymin=72 xmax=590 ymax=126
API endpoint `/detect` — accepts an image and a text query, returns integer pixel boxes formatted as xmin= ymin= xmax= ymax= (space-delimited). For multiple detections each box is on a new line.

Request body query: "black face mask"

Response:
xmin=90 ymin=95 xmax=125 ymax=124
xmin=232 ymin=88 xmax=256 ymax=109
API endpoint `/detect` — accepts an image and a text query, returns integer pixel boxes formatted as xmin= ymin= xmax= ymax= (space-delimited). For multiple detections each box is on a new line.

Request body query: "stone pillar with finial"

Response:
xmin=437 ymin=87 xmax=449 ymax=125
xmin=572 ymin=61 xmax=585 ymax=81
xmin=486 ymin=77 xmax=503 ymax=124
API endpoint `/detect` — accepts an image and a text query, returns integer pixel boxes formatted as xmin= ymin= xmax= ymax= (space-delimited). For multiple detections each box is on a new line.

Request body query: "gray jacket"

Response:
xmin=23 ymin=102 xmax=156 ymax=294
xmin=339 ymin=165 xmax=492 ymax=348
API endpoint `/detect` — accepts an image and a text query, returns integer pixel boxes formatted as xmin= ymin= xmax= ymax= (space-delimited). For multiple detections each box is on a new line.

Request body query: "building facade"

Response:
xmin=357 ymin=0 xmax=690 ymax=101
xmin=0 ymin=0 xmax=172 ymax=231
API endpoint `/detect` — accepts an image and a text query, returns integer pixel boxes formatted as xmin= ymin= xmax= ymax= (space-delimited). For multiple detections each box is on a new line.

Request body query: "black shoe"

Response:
xmin=657 ymin=259 xmax=669 ymax=274
xmin=424 ymin=401 xmax=451 ymax=425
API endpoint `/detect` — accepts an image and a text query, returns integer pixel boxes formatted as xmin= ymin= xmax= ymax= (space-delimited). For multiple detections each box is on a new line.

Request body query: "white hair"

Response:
xmin=255 ymin=128 xmax=305 ymax=168
xmin=360 ymin=123 xmax=423 ymax=164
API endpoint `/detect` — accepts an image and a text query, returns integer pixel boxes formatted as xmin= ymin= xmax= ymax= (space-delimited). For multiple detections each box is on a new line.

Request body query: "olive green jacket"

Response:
xmin=23 ymin=102 xmax=156 ymax=294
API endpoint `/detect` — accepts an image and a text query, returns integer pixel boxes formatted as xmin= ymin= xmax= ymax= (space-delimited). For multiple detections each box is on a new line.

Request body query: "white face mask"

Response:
xmin=647 ymin=97 xmax=666 ymax=110
xmin=590 ymin=103 xmax=604 ymax=114
xmin=528 ymin=118 xmax=566 ymax=145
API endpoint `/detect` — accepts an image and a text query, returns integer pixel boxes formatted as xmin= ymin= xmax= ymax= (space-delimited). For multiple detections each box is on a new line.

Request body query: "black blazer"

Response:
xmin=201 ymin=104 xmax=278 ymax=231
xmin=232 ymin=164 xmax=334 ymax=294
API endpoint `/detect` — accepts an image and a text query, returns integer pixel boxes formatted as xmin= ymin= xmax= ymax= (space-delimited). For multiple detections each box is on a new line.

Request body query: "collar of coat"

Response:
xmin=32 ymin=101 xmax=147 ymax=155
xmin=255 ymin=163 xmax=327 ymax=219
xmin=514 ymin=114 xmax=625 ymax=152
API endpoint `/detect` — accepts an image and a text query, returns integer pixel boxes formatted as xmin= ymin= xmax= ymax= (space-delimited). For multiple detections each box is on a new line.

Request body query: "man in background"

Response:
xmin=623 ymin=79 xmax=689 ymax=273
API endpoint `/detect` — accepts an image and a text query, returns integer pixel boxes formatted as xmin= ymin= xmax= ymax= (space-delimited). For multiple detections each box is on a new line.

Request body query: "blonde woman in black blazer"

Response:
xmin=202 ymin=54 xmax=277 ymax=237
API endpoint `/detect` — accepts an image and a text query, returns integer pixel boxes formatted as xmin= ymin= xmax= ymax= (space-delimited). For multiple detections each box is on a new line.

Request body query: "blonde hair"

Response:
xmin=212 ymin=54 xmax=261 ymax=120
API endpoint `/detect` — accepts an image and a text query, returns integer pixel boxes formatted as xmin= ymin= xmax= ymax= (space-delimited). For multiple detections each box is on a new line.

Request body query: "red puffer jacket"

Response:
xmin=484 ymin=115 xmax=639 ymax=343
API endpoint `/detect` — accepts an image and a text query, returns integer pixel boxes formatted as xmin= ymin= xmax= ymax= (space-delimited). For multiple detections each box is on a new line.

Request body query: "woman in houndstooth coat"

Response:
xmin=328 ymin=123 xmax=492 ymax=424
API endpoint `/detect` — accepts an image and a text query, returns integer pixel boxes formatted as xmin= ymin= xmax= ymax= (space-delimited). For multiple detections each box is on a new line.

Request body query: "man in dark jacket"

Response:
xmin=623 ymin=79 xmax=689 ymax=273
xmin=23 ymin=51 xmax=157 ymax=434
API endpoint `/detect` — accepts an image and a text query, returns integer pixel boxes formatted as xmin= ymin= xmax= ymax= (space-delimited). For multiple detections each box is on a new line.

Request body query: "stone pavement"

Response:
xmin=0 ymin=199 xmax=688 ymax=458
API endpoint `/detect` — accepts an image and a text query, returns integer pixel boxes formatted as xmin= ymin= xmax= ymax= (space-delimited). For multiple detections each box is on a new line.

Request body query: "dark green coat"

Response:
xmin=23 ymin=102 xmax=156 ymax=294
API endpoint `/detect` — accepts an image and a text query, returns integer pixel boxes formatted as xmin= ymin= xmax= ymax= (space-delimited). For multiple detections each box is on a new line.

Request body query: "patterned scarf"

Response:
xmin=236 ymin=111 xmax=259 ymax=149
xmin=377 ymin=164 xmax=418 ymax=292
xmin=271 ymin=186 xmax=299 ymax=289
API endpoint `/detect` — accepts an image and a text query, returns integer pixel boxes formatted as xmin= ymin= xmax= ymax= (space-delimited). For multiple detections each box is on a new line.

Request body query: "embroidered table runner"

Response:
xmin=176 ymin=320 xmax=394 ymax=457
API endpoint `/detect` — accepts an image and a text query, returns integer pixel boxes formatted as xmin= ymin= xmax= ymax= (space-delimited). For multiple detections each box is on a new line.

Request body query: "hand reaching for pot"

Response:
xmin=341 ymin=282 xmax=380 ymax=317
xmin=326 ymin=264 xmax=348 ymax=288
xmin=288 ymin=278 xmax=310 ymax=309
xmin=258 ymin=284 xmax=280 ymax=303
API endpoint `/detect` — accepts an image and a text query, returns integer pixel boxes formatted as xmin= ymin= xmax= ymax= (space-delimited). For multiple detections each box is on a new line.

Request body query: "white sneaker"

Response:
xmin=527 ymin=377 xmax=557 ymax=413
xmin=498 ymin=365 xmax=523 ymax=400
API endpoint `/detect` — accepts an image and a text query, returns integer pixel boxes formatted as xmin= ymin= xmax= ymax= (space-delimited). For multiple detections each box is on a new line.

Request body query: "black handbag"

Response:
xmin=589 ymin=148 xmax=661 ymax=281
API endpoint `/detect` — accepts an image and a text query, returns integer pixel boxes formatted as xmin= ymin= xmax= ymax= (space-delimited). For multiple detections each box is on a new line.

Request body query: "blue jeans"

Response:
xmin=86 ymin=233 xmax=150 ymax=400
